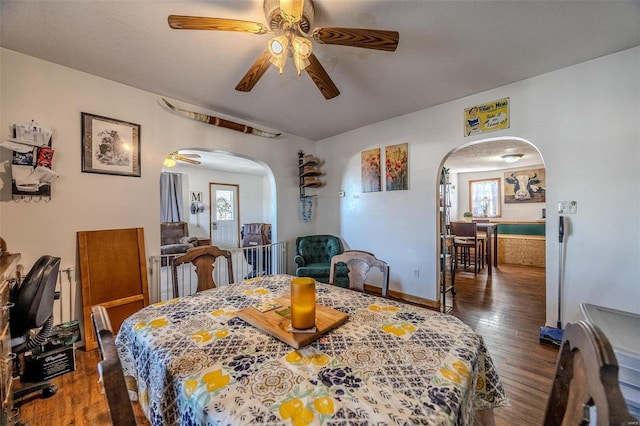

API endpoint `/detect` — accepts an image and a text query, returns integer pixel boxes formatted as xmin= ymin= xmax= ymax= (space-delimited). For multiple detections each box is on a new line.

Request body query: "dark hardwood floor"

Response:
xmin=15 ymin=263 xmax=556 ymax=425
xmin=449 ymin=263 xmax=558 ymax=426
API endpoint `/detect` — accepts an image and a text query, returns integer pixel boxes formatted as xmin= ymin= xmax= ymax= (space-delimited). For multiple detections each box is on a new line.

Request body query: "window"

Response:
xmin=215 ymin=190 xmax=235 ymax=221
xmin=469 ymin=178 xmax=501 ymax=217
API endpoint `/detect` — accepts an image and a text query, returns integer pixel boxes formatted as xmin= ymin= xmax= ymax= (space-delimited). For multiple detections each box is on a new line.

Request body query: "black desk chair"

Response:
xmin=10 ymin=255 xmax=61 ymax=400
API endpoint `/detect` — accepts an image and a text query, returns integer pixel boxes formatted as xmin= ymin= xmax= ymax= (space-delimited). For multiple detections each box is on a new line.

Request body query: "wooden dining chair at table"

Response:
xmin=450 ymin=221 xmax=485 ymax=275
xmin=473 ymin=219 xmax=490 ymax=265
xmin=543 ymin=320 xmax=637 ymax=425
xmin=329 ymin=250 xmax=390 ymax=297
xmin=172 ymin=245 xmax=233 ymax=297
xmin=91 ymin=305 xmax=137 ymax=426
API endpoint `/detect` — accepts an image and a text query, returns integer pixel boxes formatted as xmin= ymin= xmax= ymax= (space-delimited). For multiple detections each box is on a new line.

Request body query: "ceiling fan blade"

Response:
xmin=168 ymin=15 xmax=269 ymax=35
xmin=176 ymin=155 xmax=201 ymax=165
xmin=312 ymin=27 xmax=399 ymax=52
xmin=305 ymin=54 xmax=340 ymax=100
xmin=235 ymin=50 xmax=273 ymax=92
xmin=177 ymin=153 xmax=201 ymax=158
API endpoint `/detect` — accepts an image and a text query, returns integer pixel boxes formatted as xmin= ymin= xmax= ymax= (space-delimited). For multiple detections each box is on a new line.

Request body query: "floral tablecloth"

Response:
xmin=116 ymin=274 xmax=508 ymax=425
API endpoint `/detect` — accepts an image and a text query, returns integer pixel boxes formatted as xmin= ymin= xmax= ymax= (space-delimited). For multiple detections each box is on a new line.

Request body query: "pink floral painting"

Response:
xmin=361 ymin=148 xmax=381 ymax=193
xmin=385 ymin=143 xmax=408 ymax=191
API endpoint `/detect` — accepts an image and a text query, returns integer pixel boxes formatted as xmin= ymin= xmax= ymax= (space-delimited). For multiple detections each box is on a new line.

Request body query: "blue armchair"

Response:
xmin=294 ymin=235 xmax=349 ymax=286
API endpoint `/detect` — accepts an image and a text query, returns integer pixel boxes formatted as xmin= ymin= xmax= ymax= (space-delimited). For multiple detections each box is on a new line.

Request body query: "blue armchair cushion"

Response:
xmin=294 ymin=235 xmax=349 ymax=286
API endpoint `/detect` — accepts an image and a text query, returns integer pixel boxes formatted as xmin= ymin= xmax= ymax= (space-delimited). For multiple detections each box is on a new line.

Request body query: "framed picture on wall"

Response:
xmin=464 ymin=98 xmax=509 ymax=137
xmin=361 ymin=148 xmax=381 ymax=193
xmin=385 ymin=143 xmax=408 ymax=191
xmin=504 ymin=168 xmax=546 ymax=203
xmin=81 ymin=112 xmax=141 ymax=177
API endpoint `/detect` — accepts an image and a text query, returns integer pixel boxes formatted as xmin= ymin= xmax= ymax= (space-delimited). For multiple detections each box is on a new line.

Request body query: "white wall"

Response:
xmin=2 ymin=46 xmax=639 ymax=330
xmin=0 ymin=48 xmax=317 ymax=322
xmin=316 ymin=47 xmax=640 ymax=325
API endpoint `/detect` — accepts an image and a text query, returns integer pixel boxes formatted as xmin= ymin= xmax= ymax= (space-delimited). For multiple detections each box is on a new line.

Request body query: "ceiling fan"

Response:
xmin=164 ymin=151 xmax=201 ymax=167
xmin=168 ymin=0 xmax=399 ymax=99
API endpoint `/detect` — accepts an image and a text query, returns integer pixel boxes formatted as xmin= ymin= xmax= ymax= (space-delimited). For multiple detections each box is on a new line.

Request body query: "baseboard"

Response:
xmin=363 ymin=284 xmax=439 ymax=310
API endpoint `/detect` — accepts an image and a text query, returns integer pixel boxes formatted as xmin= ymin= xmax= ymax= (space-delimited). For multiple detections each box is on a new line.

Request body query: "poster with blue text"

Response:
xmin=464 ymin=98 xmax=509 ymax=137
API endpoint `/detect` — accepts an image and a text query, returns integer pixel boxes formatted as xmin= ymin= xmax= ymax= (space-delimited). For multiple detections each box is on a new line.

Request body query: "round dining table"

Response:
xmin=116 ymin=274 xmax=508 ymax=425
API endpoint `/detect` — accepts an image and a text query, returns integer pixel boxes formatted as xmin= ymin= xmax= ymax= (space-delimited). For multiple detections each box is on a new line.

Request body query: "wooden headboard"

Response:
xmin=78 ymin=228 xmax=149 ymax=351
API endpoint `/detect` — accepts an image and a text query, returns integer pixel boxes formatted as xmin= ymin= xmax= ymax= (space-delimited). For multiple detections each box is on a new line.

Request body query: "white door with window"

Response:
xmin=210 ymin=183 xmax=240 ymax=249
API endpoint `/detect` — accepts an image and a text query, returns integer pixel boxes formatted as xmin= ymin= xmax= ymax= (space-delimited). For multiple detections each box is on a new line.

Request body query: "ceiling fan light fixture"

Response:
xmin=163 ymin=156 xmax=176 ymax=167
xmin=292 ymin=36 xmax=312 ymax=74
xmin=502 ymin=154 xmax=523 ymax=163
xmin=268 ymin=35 xmax=289 ymax=73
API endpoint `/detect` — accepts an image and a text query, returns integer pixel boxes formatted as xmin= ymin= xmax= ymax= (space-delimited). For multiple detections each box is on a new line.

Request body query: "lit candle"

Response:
xmin=291 ymin=277 xmax=316 ymax=329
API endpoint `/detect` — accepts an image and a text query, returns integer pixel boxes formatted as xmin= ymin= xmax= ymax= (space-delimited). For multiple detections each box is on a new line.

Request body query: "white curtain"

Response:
xmin=471 ymin=181 xmax=499 ymax=217
xmin=160 ymin=172 xmax=184 ymax=222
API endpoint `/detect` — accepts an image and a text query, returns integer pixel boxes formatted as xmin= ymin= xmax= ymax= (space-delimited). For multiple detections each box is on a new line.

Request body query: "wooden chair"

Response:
xmin=450 ymin=222 xmax=485 ymax=275
xmin=91 ymin=305 xmax=137 ymax=426
xmin=543 ymin=320 xmax=637 ymax=426
xmin=171 ymin=245 xmax=233 ymax=297
xmin=329 ymin=250 xmax=390 ymax=297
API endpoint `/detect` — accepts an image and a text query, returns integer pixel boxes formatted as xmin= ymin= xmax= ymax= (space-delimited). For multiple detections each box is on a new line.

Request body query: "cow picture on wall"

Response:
xmin=504 ymin=168 xmax=546 ymax=203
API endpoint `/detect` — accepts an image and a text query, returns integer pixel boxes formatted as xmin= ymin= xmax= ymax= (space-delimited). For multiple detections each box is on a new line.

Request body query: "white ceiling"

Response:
xmin=2 ymin=0 xmax=640 ymax=144
xmin=445 ymin=138 xmax=542 ymax=173
xmin=171 ymin=150 xmax=269 ymax=175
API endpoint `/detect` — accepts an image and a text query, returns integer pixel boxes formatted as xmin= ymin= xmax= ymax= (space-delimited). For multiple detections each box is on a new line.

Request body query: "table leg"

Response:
xmin=487 ymin=230 xmax=492 ymax=276
xmin=485 ymin=226 xmax=498 ymax=276
xmin=493 ymin=227 xmax=498 ymax=268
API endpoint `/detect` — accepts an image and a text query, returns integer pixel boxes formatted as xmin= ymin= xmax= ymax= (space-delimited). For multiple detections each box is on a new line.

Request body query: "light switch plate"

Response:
xmin=558 ymin=201 xmax=577 ymax=214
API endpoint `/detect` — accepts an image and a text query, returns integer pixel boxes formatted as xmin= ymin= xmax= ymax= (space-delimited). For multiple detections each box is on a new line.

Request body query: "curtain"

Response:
xmin=160 ymin=172 xmax=184 ymax=222
xmin=471 ymin=181 xmax=499 ymax=217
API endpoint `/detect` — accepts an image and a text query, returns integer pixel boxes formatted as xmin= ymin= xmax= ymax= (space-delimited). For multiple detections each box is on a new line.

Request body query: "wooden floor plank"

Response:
xmin=15 ymin=263 xmax=555 ymax=425
xmin=450 ymin=263 xmax=556 ymax=426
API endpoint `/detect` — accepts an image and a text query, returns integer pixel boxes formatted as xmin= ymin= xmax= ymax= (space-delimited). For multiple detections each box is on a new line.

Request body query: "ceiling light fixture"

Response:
xmin=268 ymin=35 xmax=289 ymax=73
xmin=502 ymin=154 xmax=523 ymax=163
xmin=267 ymin=30 xmax=312 ymax=75
xmin=163 ymin=156 xmax=176 ymax=167
xmin=291 ymin=36 xmax=312 ymax=74
xmin=264 ymin=0 xmax=314 ymax=76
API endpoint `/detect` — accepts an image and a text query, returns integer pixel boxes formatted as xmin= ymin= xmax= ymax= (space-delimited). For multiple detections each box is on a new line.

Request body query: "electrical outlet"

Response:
xmin=558 ymin=201 xmax=577 ymax=215
xmin=413 ymin=269 xmax=420 ymax=278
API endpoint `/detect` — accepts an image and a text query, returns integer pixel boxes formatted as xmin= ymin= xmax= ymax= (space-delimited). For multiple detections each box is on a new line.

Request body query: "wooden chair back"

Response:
xmin=543 ymin=320 xmax=637 ymax=426
xmin=450 ymin=221 xmax=478 ymax=239
xmin=172 ymin=245 xmax=233 ymax=296
xmin=91 ymin=305 xmax=137 ymax=426
xmin=329 ymin=250 xmax=390 ymax=297
xmin=450 ymin=222 xmax=485 ymax=274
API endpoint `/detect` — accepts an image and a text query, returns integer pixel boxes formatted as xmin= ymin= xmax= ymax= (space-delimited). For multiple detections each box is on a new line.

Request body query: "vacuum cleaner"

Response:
xmin=540 ymin=216 xmax=565 ymax=346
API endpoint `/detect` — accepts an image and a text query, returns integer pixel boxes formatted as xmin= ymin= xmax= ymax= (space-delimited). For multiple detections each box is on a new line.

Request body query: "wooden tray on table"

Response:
xmin=237 ymin=296 xmax=348 ymax=349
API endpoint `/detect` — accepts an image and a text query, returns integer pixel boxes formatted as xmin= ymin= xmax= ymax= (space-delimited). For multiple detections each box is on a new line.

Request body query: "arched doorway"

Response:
xmin=438 ymin=137 xmax=547 ymax=313
xmin=156 ymin=149 xmax=278 ymax=300
xmin=161 ymin=149 xmax=277 ymax=245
